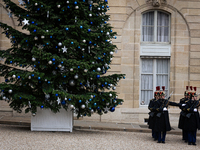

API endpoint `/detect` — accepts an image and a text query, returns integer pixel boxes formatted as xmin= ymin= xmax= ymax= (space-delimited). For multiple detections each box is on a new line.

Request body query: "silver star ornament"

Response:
xmin=18 ymin=0 xmax=24 ymax=5
xmin=22 ymin=18 xmax=29 ymax=25
xmin=7 ymin=12 xmax=12 ymax=18
xmin=62 ymin=46 xmax=68 ymax=53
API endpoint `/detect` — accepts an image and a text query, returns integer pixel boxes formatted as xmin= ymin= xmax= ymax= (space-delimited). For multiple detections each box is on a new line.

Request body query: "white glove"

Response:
xmin=163 ymin=107 xmax=168 ymax=111
xmin=194 ymin=108 xmax=197 ymax=112
xmin=182 ymin=104 xmax=186 ymax=106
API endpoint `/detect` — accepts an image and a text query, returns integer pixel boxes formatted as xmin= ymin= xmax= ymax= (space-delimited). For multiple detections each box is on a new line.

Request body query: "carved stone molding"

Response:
xmin=146 ymin=0 xmax=167 ymax=7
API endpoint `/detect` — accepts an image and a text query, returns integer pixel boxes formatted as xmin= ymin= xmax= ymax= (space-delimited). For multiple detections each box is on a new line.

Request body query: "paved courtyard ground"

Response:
xmin=0 ymin=124 xmax=199 ymax=150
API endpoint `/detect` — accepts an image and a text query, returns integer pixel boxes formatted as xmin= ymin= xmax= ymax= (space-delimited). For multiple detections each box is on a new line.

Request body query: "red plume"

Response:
xmin=158 ymin=86 xmax=160 ymax=91
xmin=162 ymin=86 xmax=165 ymax=91
xmin=156 ymin=86 xmax=158 ymax=91
xmin=194 ymin=87 xmax=197 ymax=91
xmin=186 ymin=86 xmax=188 ymax=90
xmin=190 ymin=86 xmax=193 ymax=90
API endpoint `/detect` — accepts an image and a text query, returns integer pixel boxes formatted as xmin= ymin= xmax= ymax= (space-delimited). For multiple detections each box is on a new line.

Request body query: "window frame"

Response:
xmin=139 ymin=58 xmax=170 ymax=107
xmin=141 ymin=10 xmax=171 ymax=44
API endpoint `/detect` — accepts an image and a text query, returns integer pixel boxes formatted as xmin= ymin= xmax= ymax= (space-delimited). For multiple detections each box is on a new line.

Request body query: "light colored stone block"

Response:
xmin=190 ymin=59 xmax=200 ymax=65
xmin=189 ymin=23 xmax=200 ymax=30
xmin=109 ymin=6 xmax=127 ymax=14
xmin=191 ymin=38 xmax=200 ymax=44
xmin=190 ymin=52 xmax=200 ymax=58
xmin=190 ymin=66 xmax=200 ymax=73
xmin=190 ymin=74 xmax=200 ymax=80
xmin=191 ymin=45 xmax=200 ymax=52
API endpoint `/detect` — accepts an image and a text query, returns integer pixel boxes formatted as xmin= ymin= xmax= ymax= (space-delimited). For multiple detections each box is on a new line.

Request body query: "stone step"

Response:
xmin=0 ymin=108 xmax=13 ymax=117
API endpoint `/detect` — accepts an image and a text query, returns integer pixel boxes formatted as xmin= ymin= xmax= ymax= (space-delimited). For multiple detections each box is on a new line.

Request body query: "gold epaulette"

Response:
xmin=185 ymin=100 xmax=189 ymax=103
xmin=156 ymin=108 xmax=159 ymax=111
xmin=187 ymin=108 xmax=190 ymax=111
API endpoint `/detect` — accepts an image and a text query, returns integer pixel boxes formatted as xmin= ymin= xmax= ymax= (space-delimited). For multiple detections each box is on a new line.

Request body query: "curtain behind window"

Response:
xmin=157 ymin=12 xmax=169 ymax=42
xmin=142 ymin=11 xmax=154 ymax=42
xmin=156 ymin=59 xmax=169 ymax=95
xmin=141 ymin=59 xmax=153 ymax=105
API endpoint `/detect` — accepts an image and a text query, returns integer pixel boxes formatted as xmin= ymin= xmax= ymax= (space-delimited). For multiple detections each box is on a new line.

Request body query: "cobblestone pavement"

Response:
xmin=0 ymin=124 xmax=199 ymax=150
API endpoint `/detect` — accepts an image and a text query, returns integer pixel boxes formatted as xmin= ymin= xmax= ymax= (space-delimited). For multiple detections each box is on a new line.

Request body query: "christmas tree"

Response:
xmin=0 ymin=0 xmax=125 ymax=118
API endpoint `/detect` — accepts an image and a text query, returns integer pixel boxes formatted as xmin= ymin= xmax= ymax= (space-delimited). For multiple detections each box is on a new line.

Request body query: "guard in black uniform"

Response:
xmin=148 ymin=86 xmax=160 ymax=141
xmin=178 ymin=86 xmax=189 ymax=142
xmin=154 ymin=86 xmax=180 ymax=144
xmin=184 ymin=87 xmax=200 ymax=146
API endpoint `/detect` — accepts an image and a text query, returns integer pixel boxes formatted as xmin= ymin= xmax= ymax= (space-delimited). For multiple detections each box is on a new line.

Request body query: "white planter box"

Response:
xmin=31 ymin=107 xmax=73 ymax=132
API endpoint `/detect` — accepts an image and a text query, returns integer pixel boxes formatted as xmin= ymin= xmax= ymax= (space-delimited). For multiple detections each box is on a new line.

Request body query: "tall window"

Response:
xmin=140 ymin=59 xmax=169 ymax=106
xmin=142 ymin=11 xmax=170 ymax=43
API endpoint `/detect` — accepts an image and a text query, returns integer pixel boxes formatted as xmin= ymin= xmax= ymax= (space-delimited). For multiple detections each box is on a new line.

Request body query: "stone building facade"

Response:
xmin=0 ymin=0 xmax=200 ymax=125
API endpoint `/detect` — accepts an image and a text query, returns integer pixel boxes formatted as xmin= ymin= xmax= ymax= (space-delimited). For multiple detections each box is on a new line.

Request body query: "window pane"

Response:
xmin=157 ymin=27 xmax=169 ymax=42
xmin=141 ymin=90 xmax=153 ymax=105
xmin=142 ymin=11 xmax=154 ymax=26
xmin=156 ymin=75 xmax=168 ymax=90
xmin=142 ymin=59 xmax=153 ymax=73
xmin=142 ymin=26 xmax=154 ymax=42
xmin=157 ymin=12 xmax=169 ymax=26
xmin=156 ymin=59 xmax=168 ymax=74
xmin=142 ymin=12 xmax=154 ymax=42
xmin=141 ymin=75 xmax=153 ymax=90
xmin=157 ymin=11 xmax=169 ymax=42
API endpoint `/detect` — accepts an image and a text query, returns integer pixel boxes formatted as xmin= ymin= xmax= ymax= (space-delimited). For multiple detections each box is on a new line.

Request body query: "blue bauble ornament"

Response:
xmin=89 ymin=99 xmax=92 ymax=101
xmin=74 ymin=1 xmax=77 ymax=4
xmin=110 ymin=30 xmax=112 ymax=32
xmin=68 ymin=98 xmax=71 ymax=101
xmin=71 ymin=42 xmax=74 ymax=44
xmin=61 ymin=100 xmax=66 ymax=105
xmin=48 ymin=81 xmax=50 ymax=84
xmin=105 ymin=0 xmax=108 ymax=2
xmin=89 ymin=41 xmax=92 ymax=44
xmin=110 ymin=107 xmax=115 ymax=112
xmin=40 ymin=105 xmax=44 ymax=108
xmin=52 ymin=58 xmax=55 ymax=61
xmin=88 ymin=29 xmax=91 ymax=32
xmin=50 ymin=36 xmax=52 ymax=38
xmin=66 ymin=28 xmax=69 ymax=31
xmin=31 ymin=21 xmax=34 ymax=24
xmin=123 ymin=76 xmax=125 ymax=79
xmin=80 ymin=26 xmax=83 ymax=29
xmin=33 ymin=29 xmax=36 ymax=32
xmin=31 ymin=74 xmax=34 ymax=77
xmin=38 ymin=77 xmax=40 ymax=80
xmin=5 ymin=79 xmax=8 ymax=82
xmin=97 ymin=107 xmax=100 ymax=110
xmin=90 ymin=22 xmax=93 ymax=24
xmin=94 ymin=103 xmax=97 ymax=106
xmin=97 ymin=75 xmax=100 ymax=79
xmin=18 ymin=76 xmax=20 ymax=79
xmin=55 ymin=94 xmax=58 ymax=97
xmin=79 ymin=100 xmax=82 ymax=103
xmin=10 ymin=61 xmax=12 ymax=64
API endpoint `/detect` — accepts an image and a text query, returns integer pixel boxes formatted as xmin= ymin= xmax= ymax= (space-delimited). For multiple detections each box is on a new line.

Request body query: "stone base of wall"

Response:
xmin=80 ymin=108 xmax=181 ymax=127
